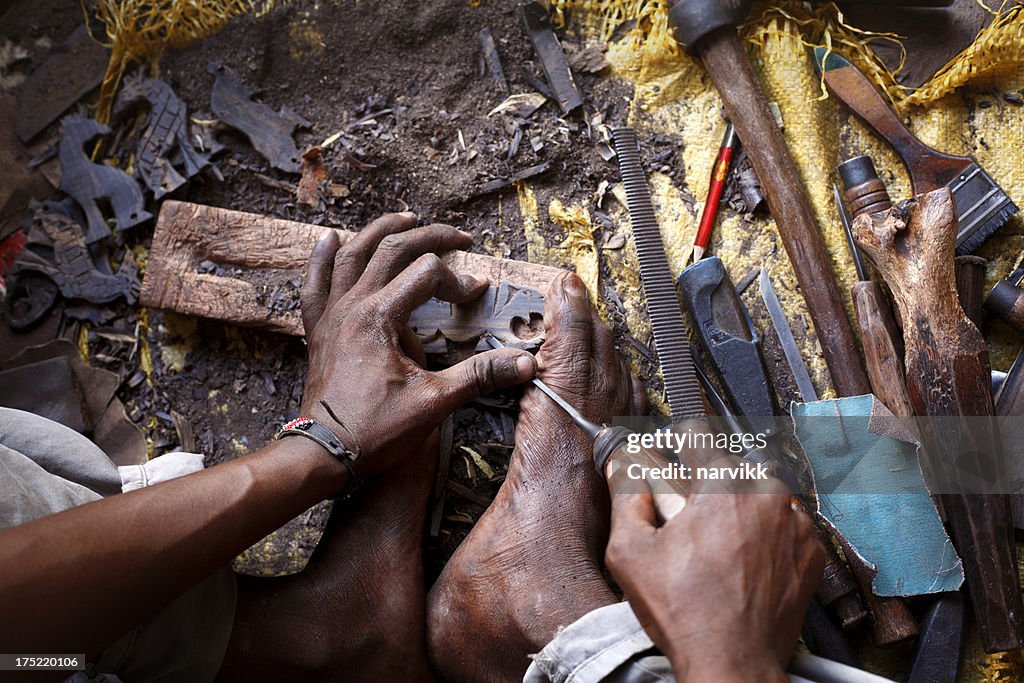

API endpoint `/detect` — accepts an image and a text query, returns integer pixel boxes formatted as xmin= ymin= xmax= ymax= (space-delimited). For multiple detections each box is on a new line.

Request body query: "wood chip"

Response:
xmin=460 ymin=445 xmax=494 ymax=480
xmin=488 ymin=92 xmax=547 ymax=119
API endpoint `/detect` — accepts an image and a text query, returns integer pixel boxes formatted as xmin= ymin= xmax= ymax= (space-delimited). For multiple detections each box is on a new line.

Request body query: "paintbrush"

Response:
xmin=813 ymin=48 xmax=1018 ymax=255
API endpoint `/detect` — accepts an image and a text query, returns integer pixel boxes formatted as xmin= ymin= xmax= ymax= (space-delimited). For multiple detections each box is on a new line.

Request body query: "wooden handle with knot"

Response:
xmin=852 ymin=188 xmax=1023 ymax=653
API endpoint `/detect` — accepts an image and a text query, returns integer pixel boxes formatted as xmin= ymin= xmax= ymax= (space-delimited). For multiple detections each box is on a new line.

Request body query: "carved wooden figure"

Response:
xmin=140 ymin=202 xmax=560 ymax=356
xmin=114 ymin=71 xmax=211 ymax=198
xmin=58 ymin=116 xmax=152 ymax=244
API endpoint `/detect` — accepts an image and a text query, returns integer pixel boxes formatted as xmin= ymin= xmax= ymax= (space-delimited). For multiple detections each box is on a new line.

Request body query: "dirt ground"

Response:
xmin=1 ymin=0 xmax=683 ymax=579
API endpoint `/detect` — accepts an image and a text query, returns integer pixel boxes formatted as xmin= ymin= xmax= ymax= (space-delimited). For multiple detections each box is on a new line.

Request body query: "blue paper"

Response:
xmin=793 ymin=395 xmax=963 ymax=597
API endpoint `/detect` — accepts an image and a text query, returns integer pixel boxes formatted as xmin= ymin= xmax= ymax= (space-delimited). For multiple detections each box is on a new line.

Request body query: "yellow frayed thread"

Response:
xmin=83 ymin=0 xmax=287 ymax=124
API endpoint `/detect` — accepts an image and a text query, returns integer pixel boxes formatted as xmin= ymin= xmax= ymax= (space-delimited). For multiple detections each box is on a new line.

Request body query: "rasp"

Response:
xmin=758 ymin=269 xmax=818 ymax=403
xmin=611 ymin=128 xmax=705 ymax=419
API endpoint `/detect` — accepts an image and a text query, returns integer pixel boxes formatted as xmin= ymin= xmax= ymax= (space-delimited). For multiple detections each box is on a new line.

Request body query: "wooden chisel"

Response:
xmin=835 ymin=158 xmax=914 ymax=419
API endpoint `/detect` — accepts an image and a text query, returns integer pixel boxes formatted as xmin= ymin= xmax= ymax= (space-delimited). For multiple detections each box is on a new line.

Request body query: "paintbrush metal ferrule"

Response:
xmin=952 ymin=162 xmax=1019 ymax=255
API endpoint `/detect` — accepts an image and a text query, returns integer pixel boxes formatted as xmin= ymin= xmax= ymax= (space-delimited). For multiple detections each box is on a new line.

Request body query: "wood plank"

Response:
xmin=141 ymin=201 xmax=562 ymax=341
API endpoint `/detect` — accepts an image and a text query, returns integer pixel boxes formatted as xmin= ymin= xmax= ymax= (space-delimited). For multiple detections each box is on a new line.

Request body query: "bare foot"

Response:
xmin=218 ymin=432 xmax=439 ymax=682
xmin=427 ymin=273 xmax=646 ymax=682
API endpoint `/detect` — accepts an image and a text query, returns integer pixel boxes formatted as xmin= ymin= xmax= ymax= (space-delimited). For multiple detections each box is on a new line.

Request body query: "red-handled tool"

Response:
xmin=692 ymin=123 xmax=738 ymax=263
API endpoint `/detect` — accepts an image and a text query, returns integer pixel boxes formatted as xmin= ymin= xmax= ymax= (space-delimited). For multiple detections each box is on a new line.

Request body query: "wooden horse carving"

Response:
xmin=114 ymin=71 xmax=211 ymax=198
xmin=58 ymin=116 xmax=152 ymax=244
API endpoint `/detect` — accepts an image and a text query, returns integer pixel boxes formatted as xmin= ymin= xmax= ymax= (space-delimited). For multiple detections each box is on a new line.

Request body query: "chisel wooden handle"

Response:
xmin=852 ymin=188 xmax=1024 ymax=653
xmin=817 ymin=50 xmax=968 ymax=192
xmin=956 ymin=256 xmax=988 ymax=330
xmin=985 ymin=280 xmax=1024 ymax=333
xmin=671 ymin=9 xmax=870 ymax=398
xmin=851 ymin=282 xmax=914 ymax=418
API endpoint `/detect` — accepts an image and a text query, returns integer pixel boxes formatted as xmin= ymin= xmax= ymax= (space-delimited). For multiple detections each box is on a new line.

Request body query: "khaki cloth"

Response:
xmin=0 ymin=407 xmax=237 ymax=682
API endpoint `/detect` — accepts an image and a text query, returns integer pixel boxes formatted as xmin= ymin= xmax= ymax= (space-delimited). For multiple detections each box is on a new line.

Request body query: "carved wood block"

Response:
xmin=140 ymin=201 xmax=561 ymax=345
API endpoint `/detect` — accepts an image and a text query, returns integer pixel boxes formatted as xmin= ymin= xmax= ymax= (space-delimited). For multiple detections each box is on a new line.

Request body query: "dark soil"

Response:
xmin=1 ymin=0 xmax=677 ymax=578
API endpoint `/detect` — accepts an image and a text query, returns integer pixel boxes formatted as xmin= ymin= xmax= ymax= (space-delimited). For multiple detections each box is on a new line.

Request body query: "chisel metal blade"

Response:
xmin=758 ymin=270 xmax=818 ymax=403
xmin=482 ymin=335 xmax=603 ymax=440
xmin=611 ymin=127 xmax=705 ymax=420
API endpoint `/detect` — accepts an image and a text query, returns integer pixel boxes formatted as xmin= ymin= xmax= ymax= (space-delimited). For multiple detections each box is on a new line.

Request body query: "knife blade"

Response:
xmin=758 ymin=269 xmax=818 ymax=403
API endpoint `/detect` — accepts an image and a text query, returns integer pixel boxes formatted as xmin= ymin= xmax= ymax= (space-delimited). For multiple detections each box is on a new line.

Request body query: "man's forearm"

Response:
xmin=0 ymin=437 xmax=347 ymax=654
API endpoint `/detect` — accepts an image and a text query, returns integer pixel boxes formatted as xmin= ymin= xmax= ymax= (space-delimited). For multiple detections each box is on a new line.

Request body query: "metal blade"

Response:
xmin=612 ymin=127 xmax=705 ymax=420
xmin=834 ymin=182 xmax=868 ymax=282
xmin=481 ymin=335 xmax=603 ymax=440
xmin=758 ymin=270 xmax=818 ymax=403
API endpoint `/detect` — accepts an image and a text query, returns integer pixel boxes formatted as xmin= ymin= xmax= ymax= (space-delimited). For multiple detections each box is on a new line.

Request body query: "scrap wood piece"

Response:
xmin=0 ymin=94 xmax=53 ymax=220
xmin=14 ymin=203 xmax=139 ymax=305
xmin=209 ymin=64 xmax=309 ymax=174
xmin=58 ymin=116 xmax=152 ymax=244
xmin=15 ymin=26 xmax=110 ymax=143
xmin=114 ymin=71 xmax=211 ymax=198
xmin=520 ymin=0 xmax=583 ymax=114
xmin=479 ymin=27 xmax=509 ymax=93
xmin=140 ymin=201 xmax=562 ymax=344
xmin=296 ymin=146 xmax=328 ymax=208
xmin=473 ymin=162 xmax=551 ymax=198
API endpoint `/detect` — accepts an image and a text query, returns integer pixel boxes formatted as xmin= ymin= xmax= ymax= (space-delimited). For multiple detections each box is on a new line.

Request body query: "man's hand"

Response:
xmin=605 ymin=467 xmax=824 ymax=683
xmin=299 ymin=213 xmax=537 ymax=477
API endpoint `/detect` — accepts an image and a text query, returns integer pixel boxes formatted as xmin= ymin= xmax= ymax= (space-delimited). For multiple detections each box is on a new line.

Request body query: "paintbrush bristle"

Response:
xmin=957 ymin=200 xmax=1019 ymax=256
xmin=952 ymin=162 xmax=1019 ymax=255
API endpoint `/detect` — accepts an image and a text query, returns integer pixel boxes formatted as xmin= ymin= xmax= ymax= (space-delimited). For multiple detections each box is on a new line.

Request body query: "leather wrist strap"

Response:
xmin=275 ymin=417 xmax=361 ymax=498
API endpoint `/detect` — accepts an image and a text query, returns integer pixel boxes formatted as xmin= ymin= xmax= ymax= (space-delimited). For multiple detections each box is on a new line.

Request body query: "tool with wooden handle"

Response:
xmin=994 ymin=347 xmax=1024 ymax=530
xmin=955 ymin=256 xmax=988 ymax=330
xmin=836 ymin=158 xmax=914 ymax=419
xmin=678 ymin=262 xmax=868 ymax=630
xmin=667 ymin=0 xmax=870 ymax=398
xmin=984 ymin=255 xmax=1024 ymax=333
xmin=851 ymin=188 xmax=1023 ymax=653
xmin=816 ymin=48 xmax=1018 ymax=254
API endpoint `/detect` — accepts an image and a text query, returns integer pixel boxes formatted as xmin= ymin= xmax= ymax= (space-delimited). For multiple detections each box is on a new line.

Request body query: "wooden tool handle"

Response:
xmin=822 ymin=62 xmax=967 ymax=192
xmin=830 ymin=522 xmax=918 ymax=646
xmin=956 ymin=256 xmax=988 ymax=330
xmin=851 ymin=281 xmax=913 ymax=418
xmin=697 ymin=28 xmax=869 ymax=397
xmin=985 ymin=280 xmax=1024 ymax=333
xmin=852 ymin=188 xmax=1024 ymax=653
